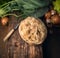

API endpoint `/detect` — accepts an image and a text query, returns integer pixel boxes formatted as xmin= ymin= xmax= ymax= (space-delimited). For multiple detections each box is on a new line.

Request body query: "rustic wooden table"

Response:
xmin=0 ymin=15 xmax=60 ymax=58
xmin=0 ymin=16 xmax=43 ymax=58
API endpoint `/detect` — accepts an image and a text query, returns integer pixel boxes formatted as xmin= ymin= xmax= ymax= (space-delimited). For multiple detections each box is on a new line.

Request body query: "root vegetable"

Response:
xmin=1 ymin=17 xmax=9 ymax=26
xmin=51 ymin=15 xmax=60 ymax=24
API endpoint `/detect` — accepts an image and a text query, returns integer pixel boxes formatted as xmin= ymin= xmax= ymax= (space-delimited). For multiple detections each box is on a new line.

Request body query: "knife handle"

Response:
xmin=3 ymin=29 xmax=14 ymax=42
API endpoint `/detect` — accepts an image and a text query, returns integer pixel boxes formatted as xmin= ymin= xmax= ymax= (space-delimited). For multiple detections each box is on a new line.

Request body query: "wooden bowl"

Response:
xmin=18 ymin=17 xmax=47 ymax=45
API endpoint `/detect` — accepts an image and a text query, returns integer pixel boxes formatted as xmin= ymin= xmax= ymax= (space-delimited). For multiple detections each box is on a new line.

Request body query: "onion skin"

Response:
xmin=1 ymin=17 xmax=9 ymax=26
xmin=51 ymin=10 xmax=56 ymax=15
xmin=51 ymin=15 xmax=60 ymax=24
xmin=45 ymin=11 xmax=51 ymax=19
xmin=45 ymin=9 xmax=60 ymax=25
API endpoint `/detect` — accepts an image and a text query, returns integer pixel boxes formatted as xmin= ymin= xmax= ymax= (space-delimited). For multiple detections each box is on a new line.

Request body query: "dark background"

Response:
xmin=43 ymin=24 xmax=60 ymax=58
xmin=0 ymin=17 xmax=60 ymax=58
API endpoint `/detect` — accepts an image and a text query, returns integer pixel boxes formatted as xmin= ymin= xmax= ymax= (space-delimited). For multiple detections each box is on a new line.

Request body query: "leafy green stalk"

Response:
xmin=0 ymin=0 xmax=12 ymax=5
xmin=0 ymin=1 xmax=21 ymax=17
xmin=0 ymin=0 xmax=52 ymax=18
xmin=53 ymin=0 xmax=60 ymax=13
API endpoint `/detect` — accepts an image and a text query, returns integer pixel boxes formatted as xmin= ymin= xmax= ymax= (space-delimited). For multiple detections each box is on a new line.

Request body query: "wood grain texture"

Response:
xmin=6 ymin=16 xmax=43 ymax=58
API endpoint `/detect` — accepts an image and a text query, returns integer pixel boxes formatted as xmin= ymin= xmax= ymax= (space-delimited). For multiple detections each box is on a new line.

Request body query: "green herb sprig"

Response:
xmin=53 ymin=0 xmax=60 ymax=13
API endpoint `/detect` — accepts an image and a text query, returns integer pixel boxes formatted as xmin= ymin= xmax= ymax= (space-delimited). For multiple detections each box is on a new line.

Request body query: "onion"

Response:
xmin=51 ymin=10 xmax=56 ymax=15
xmin=51 ymin=14 xmax=60 ymax=24
xmin=45 ymin=11 xmax=51 ymax=19
xmin=1 ymin=17 xmax=9 ymax=26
